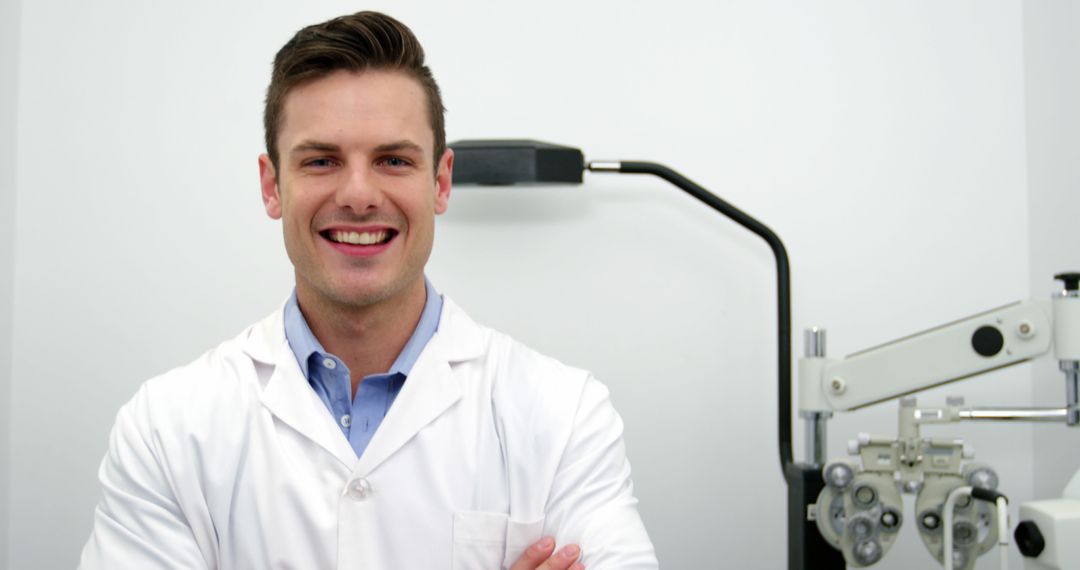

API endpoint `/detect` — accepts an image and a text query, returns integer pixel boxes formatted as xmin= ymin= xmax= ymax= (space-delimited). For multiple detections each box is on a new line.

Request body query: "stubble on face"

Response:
xmin=289 ymin=197 xmax=430 ymax=312
xmin=264 ymin=70 xmax=450 ymax=321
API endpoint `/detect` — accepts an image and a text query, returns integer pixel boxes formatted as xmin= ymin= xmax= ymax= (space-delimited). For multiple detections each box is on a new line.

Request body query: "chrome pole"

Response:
xmin=803 ymin=328 xmax=830 ymax=466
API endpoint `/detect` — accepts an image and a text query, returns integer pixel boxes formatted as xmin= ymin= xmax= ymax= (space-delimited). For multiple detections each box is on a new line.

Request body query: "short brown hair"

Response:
xmin=263 ymin=12 xmax=446 ymax=172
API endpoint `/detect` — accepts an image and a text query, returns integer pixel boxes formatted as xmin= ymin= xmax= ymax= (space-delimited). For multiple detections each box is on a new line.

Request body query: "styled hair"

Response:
xmin=264 ymin=11 xmax=446 ymax=171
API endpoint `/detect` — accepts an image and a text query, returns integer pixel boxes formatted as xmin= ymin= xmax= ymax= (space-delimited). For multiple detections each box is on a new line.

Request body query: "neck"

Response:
xmin=295 ymin=277 xmax=427 ymax=389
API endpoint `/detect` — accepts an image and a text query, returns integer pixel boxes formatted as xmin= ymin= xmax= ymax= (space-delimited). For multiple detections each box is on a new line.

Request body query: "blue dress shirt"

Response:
xmin=283 ymin=280 xmax=443 ymax=459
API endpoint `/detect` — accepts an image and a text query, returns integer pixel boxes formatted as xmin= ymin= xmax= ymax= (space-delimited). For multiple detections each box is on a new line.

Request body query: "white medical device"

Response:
xmin=449 ymin=139 xmax=1077 ymax=569
xmin=1015 ymin=469 xmax=1080 ymax=569
xmin=802 ymin=272 xmax=1080 ymax=569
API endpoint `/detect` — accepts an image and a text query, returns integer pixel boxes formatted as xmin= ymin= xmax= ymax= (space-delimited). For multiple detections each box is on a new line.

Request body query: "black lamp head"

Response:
xmin=449 ymin=139 xmax=584 ymax=186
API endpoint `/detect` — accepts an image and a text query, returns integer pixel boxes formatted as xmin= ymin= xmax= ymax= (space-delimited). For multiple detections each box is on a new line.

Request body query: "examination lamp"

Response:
xmin=449 ymin=139 xmax=840 ymax=570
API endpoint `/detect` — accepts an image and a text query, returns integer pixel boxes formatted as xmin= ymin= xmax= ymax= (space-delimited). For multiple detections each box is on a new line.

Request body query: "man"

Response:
xmin=80 ymin=11 xmax=656 ymax=569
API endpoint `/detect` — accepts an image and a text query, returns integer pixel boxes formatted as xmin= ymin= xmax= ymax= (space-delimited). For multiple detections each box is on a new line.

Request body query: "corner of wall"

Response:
xmin=0 ymin=0 xmax=21 ymax=565
xmin=1023 ymin=0 xmax=1080 ymax=498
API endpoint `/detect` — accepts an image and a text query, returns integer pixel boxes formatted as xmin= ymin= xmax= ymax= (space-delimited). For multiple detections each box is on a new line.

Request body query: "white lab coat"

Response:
xmin=79 ymin=296 xmax=658 ymax=569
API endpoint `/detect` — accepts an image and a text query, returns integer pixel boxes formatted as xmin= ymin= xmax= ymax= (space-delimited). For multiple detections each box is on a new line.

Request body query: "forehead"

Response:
xmin=278 ymin=69 xmax=433 ymax=153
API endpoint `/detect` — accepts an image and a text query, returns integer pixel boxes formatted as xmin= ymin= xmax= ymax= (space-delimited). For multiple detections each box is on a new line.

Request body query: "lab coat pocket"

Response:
xmin=501 ymin=517 xmax=545 ymax=570
xmin=452 ymin=511 xmax=509 ymax=570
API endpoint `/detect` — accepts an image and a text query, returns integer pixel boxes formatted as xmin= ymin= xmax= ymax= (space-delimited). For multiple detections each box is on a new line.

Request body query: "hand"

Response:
xmin=508 ymin=536 xmax=584 ymax=570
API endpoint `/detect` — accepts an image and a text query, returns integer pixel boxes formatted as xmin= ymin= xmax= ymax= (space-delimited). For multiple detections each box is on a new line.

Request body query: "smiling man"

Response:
xmin=80 ymin=11 xmax=657 ymax=570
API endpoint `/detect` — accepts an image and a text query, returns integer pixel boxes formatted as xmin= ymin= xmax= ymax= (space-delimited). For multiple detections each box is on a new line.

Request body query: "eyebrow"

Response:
xmin=290 ymin=140 xmax=341 ymax=155
xmin=288 ymin=139 xmax=425 ymax=156
xmin=373 ymin=140 xmax=425 ymax=155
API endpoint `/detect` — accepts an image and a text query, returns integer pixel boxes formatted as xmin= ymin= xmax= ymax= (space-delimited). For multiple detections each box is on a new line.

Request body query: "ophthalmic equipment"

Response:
xmin=449 ymin=139 xmax=1080 ymax=570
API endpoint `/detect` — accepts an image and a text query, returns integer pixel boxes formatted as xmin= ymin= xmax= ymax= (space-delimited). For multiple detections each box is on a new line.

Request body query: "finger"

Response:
xmin=508 ymin=536 xmax=556 ymax=570
xmin=536 ymin=544 xmax=581 ymax=570
xmin=570 ymin=564 xmax=585 ymax=570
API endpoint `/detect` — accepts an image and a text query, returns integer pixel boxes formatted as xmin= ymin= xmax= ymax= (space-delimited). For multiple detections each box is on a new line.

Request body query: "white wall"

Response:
xmin=1025 ymin=0 xmax=1080 ymax=499
xmin=6 ymin=1 xmax=1048 ymax=568
xmin=0 ymin=0 xmax=21 ymax=564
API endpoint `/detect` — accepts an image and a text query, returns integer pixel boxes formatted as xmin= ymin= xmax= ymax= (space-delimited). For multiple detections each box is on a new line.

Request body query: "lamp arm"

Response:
xmin=589 ymin=160 xmax=794 ymax=475
xmin=589 ymin=158 xmax=843 ymax=570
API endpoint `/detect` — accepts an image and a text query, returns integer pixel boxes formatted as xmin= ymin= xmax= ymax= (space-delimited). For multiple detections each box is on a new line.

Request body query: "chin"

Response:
xmin=326 ymin=276 xmax=417 ymax=308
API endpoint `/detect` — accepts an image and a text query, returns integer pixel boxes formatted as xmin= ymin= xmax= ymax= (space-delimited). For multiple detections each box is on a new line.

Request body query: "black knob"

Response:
xmin=972 ymin=326 xmax=1005 ymax=357
xmin=1015 ymin=520 xmax=1046 ymax=558
xmin=1055 ymin=272 xmax=1080 ymax=292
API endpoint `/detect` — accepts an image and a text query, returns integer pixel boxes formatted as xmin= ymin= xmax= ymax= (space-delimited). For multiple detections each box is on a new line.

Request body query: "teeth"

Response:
xmin=329 ymin=230 xmax=389 ymax=245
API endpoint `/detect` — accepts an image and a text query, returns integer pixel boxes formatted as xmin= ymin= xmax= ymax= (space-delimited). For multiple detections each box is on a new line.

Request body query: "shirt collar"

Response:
xmin=390 ymin=278 xmax=443 ymax=376
xmin=283 ymin=278 xmax=443 ymax=380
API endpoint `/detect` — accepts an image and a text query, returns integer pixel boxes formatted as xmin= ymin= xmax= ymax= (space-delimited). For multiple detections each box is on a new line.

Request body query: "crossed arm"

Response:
xmin=82 ymin=369 xmax=656 ymax=569
xmin=503 ymin=374 xmax=657 ymax=569
xmin=511 ymin=537 xmax=585 ymax=570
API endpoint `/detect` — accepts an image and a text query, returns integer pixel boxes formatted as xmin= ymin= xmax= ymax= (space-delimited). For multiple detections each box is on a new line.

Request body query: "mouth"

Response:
xmin=321 ymin=228 xmax=397 ymax=246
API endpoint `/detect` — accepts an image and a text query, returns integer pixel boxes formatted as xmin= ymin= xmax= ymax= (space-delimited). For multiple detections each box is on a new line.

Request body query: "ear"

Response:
xmin=259 ymin=154 xmax=282 ymax=219
xmin=433 ymin=148 xmax=453 ymax=215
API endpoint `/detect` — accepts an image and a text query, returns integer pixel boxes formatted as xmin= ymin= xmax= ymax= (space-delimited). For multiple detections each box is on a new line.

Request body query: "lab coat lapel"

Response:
xmin=354 ymin=337 xmax=460 ymax=473
xmin=354 ymin=297 xmax=484 ymax=474
xmin=242 ymin=309 xmax=358 ymax=469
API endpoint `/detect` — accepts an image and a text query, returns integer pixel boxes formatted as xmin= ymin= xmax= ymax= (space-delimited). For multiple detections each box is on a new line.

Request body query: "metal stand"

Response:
xmin=787 ymin=463 xmax=846 ymax=569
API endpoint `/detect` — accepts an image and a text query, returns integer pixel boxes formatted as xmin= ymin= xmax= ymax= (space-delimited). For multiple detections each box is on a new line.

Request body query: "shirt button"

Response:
xmin=322 ymin=358 xmax=337 ymax=370
xmin=340 ymin=414 xmax=351 ymax=428
xmin=346 ymin=478 xmax=372 ymax=501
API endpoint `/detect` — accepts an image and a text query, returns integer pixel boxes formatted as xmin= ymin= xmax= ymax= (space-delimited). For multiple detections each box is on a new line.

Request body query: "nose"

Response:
xmin=334 ymin=164 xmax=383 ymax=213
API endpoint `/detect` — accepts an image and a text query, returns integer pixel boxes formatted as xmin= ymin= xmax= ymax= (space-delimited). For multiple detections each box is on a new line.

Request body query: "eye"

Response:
xmin=379 ymin=156 xmax=412 ymax=168
xmin=302 ymin=157 xmax=338 ymax=169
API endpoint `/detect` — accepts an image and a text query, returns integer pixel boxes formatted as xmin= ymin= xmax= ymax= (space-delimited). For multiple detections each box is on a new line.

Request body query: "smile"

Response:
xmin=322 ymin=229 xmax=396 ymax=246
